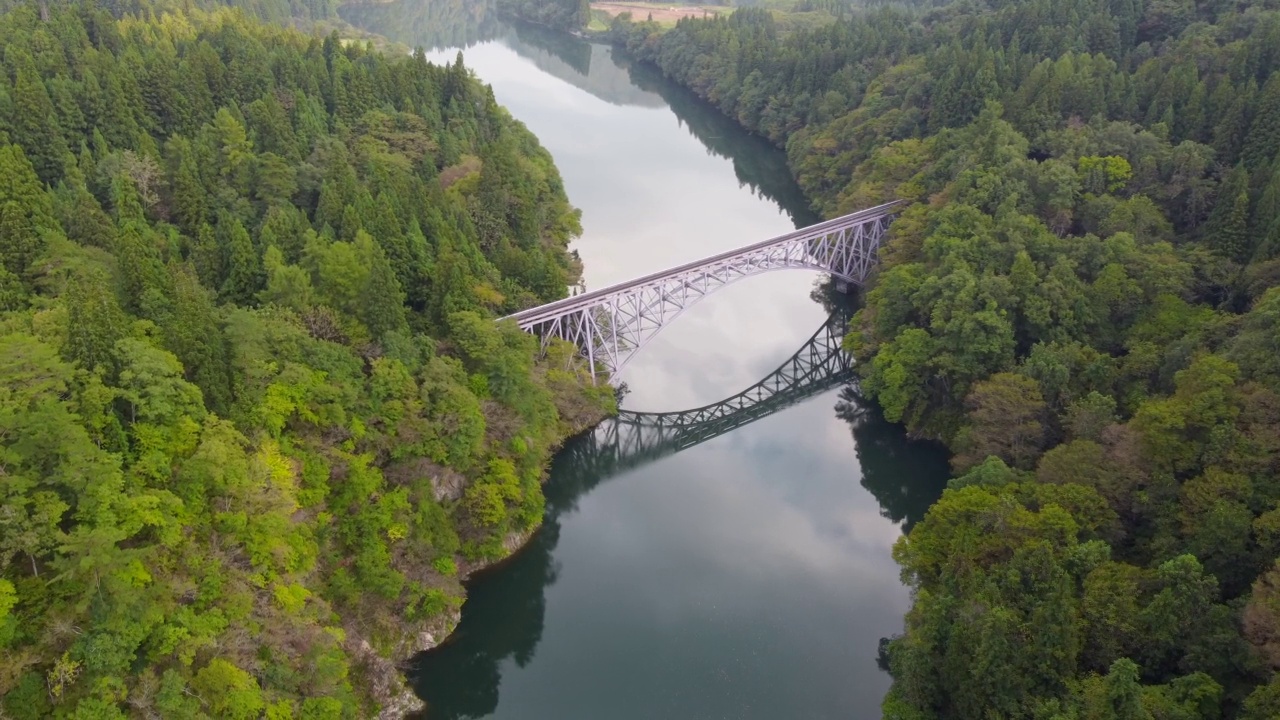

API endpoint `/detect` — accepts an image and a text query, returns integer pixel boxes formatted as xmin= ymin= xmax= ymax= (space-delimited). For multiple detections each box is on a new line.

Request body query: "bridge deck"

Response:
xmin=503 ymin=200 xmax=904 ymax=325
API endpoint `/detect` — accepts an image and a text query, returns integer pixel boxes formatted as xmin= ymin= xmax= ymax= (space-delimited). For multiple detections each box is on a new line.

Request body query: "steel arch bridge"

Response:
xmin=556 ymin=311 xmax=854 ymax=483
xmin=503 ymin=201 xmax=902 ymax=377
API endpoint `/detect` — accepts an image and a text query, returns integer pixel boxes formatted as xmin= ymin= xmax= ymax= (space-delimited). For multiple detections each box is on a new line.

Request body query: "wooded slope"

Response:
xmin=603 ymin=0 xmax=1280 ymax=715
xmin=0 ymin=4 xmax=612 ymax=717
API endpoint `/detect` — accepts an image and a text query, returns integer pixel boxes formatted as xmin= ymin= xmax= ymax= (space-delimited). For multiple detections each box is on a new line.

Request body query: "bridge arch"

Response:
xmin=502 ymin=201 xmax=902 ymax=377
xmin=559 ymin=311 xmax=854 ymax=482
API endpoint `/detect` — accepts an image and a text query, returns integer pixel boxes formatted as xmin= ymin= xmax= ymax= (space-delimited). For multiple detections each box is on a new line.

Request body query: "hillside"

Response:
xmin=0 ymin=3 xmax=612 ymax=718
xmin=596 ymin=0 xmax=1280 ymax=716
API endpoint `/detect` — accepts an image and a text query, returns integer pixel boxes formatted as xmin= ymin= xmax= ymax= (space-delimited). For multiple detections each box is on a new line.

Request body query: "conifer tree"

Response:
xmin=98 ymin=67 xmax=143 ymax=151
xmin=190 ymin=222 xmax=223 ymax=290
xmin=213 ymin=107 xmax=253 ymax=193
xmin=315 ymin=179 xmax=345 ymax=232
xmin=0 ymin=265 xmax=25 ymax=310
xmin=116 ymin=220 xmax=171 ymax=317
xmin=1217 ymin=190 xmax=1254 ymax=262
xmin=48 ymin=77 xmax=86 ymax=147
xmin=9 ymin=51 xmax=68 ymax=183
xmin=55 ymin=162 xmax=116 ymax=250
xmin=339 ymin=204 xmax=361 ymax=242
xmin=219 ymin=213 xmax=263 ymax=306
xmin=170 ymin=146 xmax=208 ymax=235
xmin=0 ymin=200 xmax=40 ymax=279
xmin=1213 ymin=79 xmax=1256 ymax=165
xmin=62 ymin=270 xmax=127 ymax=372
xmin=162 ymin=264 xmax=232 ymax=415
xmin=1205 ymin=165 xmax=1252 ymax=261
xmin=257 ymin=204 xmax=309 ymax=263
xmin=359 ymin=234 xmax=408 ymax=341
xmin=1242 ymin=72 xmax=1280 ymax=171
xmin=1255 ymin=165 xmax=1280 ymax=243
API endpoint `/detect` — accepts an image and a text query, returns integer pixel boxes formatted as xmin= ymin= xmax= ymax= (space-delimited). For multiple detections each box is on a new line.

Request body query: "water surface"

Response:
xmin=337 ymin=5 xmax=951 ymax=717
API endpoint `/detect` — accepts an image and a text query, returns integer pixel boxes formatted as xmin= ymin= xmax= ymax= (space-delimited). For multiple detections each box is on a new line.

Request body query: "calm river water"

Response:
xmin=339 ymin=4 xmax=950 ymax=717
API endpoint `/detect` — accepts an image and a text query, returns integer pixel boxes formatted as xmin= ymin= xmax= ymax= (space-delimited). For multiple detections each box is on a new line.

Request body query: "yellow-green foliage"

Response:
xmin=0 ymin=4 xmax=611 ymax=718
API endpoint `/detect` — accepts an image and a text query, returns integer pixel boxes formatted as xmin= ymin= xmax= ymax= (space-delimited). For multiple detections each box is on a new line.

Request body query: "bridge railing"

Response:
xmin=502 ymin=200 xmax=905 ymax=327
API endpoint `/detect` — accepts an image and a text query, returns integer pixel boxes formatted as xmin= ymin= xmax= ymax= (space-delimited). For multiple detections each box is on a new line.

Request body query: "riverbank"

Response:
xmin=565 ymin=4 xmax=1280 ymax=717
xmin=364 ymin=396 xmax=614 ymax=718
xmin=330 ymin=0 xmax=1280 ymax=713
xmin=342 ymin=16 xmax=962 ymax=717
xmin=0 ymin=6 xmax=625 ymax=719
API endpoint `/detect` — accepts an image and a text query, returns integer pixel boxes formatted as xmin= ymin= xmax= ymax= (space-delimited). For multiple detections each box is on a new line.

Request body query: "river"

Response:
xmin=338 ymin=4 xmax=951 ymax=717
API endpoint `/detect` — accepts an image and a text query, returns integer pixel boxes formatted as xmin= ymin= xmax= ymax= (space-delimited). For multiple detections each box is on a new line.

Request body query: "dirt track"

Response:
xmin=593 ymin=2 xmax=722 ymax=24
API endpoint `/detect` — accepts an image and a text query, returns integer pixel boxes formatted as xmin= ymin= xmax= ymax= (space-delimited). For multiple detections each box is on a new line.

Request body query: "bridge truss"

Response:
xmin=556 ymin=311 xmax=854 ymax=483
xmin=503 ymin=201 xmax=902 ymax=377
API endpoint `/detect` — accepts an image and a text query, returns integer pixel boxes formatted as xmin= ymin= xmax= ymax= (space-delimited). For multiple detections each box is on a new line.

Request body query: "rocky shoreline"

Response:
xmin=367 ymin=405 xmax=613 ymax=718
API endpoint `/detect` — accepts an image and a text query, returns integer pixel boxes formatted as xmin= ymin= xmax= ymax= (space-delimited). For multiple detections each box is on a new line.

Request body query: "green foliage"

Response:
xmin=580 ymin=0 xmax=1280 ymax=714
xmin=191 ymin=659 xmax=265 ymax=720
xmin=0 ymin=4 xmax=612 ymax=717
xmin=0 ymin=578 xmax=16 ymax=648
xmin=1078 ymin=155 xmax=1134 ymax=194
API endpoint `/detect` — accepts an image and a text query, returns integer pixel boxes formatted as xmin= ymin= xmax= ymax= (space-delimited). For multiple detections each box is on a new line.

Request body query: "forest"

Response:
xmin=495 ymin=0 xmax=589 ymax=33
xmin=0 ymin=1 xmax=614 ymax=717
xmin=584 ymin=0 xmax=1280 ymax=716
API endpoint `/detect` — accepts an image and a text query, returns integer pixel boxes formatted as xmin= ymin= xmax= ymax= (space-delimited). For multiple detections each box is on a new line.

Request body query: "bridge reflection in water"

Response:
xmin=561 ymin=311 xmax=854 ymax=483
xmin=410 ymin=308 xmax=950 ymax=720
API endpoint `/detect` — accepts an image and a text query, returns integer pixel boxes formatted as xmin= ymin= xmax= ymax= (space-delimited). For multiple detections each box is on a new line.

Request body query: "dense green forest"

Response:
xmin=0 ymin=2 xmax=613 ymax=717
xmin=589 ymin=0 xmax=1280 ymax=716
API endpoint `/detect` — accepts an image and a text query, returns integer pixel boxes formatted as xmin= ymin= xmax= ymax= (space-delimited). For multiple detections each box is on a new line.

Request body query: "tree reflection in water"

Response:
xmin=374 ymin=6 xmax=951 ymax=714
xmin=409 ymin=366 xmax=948 ymax=720
xmin=837 ymin=386 xmax=950 ymax=534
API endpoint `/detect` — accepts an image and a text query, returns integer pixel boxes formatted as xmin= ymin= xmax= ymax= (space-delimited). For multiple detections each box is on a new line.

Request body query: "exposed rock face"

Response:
xmin=430 ymin=468 xmax=467 ymax=503
xmin=372 ymin=406 xmax=615 ymax=717
xmin=384 ymin=457 xmax=468 ymax=502
xmin=393 ymin=608 xmax=463 ymax=659
xmin=346 ymin=637 xmax=426 ymax=720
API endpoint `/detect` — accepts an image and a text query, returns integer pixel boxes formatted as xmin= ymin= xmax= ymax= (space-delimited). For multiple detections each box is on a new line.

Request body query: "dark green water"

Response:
xmin=338 ymin=4 xmax=951 ymax=717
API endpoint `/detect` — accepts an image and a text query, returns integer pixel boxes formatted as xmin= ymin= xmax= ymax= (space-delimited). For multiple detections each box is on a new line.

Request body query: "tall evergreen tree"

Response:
xmin=1205 ymin=165 xmax=1252 ymax=261
xmin=8 ymin=51 xmax=68 ymax=183
xmin=116 ymin=220 xmax=171 ymax=317
xmin=189 ymin=222 xmax=223 ymax=290
xmin=0 ymin=200 xmax=40 ymax=280
xmin=161 ymin=264 xmax=232 ymax=415
xmin=0 ymin=265 xmax=24 ymax=310
xmin=1242 ymin=72 xmax=1280 ymax=171
xmin=360 ymin=237 xmax=409 ymax=342
xmin=218 ymin=213 xmax=263 ymax=306
xmin=169 ymin=143 xmax=208 ymax=235
xmin=1212 ymin=78 xmax=1256 ymax=165
xmin=1255 ymin=164 xmax=1280 ymax=243
xmin=1215 ymin=191 xmax=1253 ymax=262
xmin=62 ymin=269 xmax=127 ymax=373
xmin=54 ymin=162 xmax=116 ymax=250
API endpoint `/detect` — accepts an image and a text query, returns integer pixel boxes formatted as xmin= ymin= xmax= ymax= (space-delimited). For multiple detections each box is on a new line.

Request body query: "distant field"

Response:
xmin=591 ymin=1 xmax=724 ymax=25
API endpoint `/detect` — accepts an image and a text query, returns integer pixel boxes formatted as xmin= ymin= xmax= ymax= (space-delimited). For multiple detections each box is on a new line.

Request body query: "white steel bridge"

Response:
xmin=502 ymin=201 xmax=903 ymax=377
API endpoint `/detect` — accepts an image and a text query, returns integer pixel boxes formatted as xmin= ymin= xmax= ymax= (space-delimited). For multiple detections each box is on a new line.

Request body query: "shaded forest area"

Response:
xmin=0 ymin=2 xmax=614 ymax=718
xmin=589 ymin=0 xmax=1280 ymax=716
xmin=495 ymin=0 xmax=590 ymax=33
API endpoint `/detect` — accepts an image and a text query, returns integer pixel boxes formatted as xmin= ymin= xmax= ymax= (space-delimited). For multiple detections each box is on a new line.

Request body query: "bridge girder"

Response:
xmin=502 ymin=202 xmax=901 ymax=377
